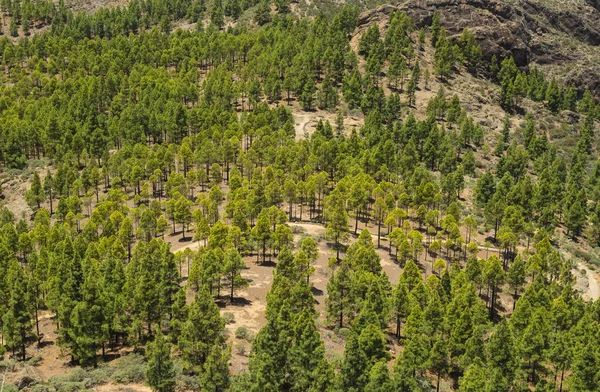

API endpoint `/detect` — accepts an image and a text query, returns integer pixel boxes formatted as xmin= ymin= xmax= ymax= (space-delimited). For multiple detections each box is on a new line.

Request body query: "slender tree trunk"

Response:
xmin=559 ymin=367 xmax=564 ymax=392
xmin=35 ymin=306 xmax=40 ymax=345
xmin=339 ymin=290 xmax=344 ymax=328
xmin=231 ymin=272 xmax=235 ymax=302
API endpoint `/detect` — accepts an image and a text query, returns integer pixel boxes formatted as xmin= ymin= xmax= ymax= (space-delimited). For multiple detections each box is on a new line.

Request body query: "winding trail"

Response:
xmin=578 ymin=262 xmax=600 ymax=301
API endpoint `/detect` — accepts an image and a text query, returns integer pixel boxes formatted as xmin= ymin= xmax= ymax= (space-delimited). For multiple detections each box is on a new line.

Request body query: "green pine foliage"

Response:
xmin=0 ymin=2 xmax=598 ymax=392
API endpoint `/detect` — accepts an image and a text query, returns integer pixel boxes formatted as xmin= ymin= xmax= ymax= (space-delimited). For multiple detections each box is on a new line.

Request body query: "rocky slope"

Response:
xmin=358 ymin=0 xmax=600 ymax=96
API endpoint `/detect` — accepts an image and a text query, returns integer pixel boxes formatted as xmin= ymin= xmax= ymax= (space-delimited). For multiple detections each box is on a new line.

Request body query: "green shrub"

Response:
xmin=176 ymin=374 xmax=202 ymax=391
xmin=110 ymin=354 xmax=145 ymax=384
xmin=337 ymin=328 xmax=351 ymax=339
xmin=223 ymin=312 xmax=235 ymax=324
xmin=291 ymin=225 xmax=306 ymax=234
xmin=31 ymin=385 xmax=54 ymax=392
xmin=235 ymin=343 xmax=248 ymax=356
xmin=28 ymin=355 xmax=44 ymax=366
xmin=88 ymin=365 xmax=115 ymax=385
xmin=235 ymin=326 xmax=249 ymax=340
xmin=0 ymin=359 xmax=19 ymax=372
xmin=235 ymin=326 xmax=254 ymax=342
xmin=50 ymin=381 xmax=89 ymax=392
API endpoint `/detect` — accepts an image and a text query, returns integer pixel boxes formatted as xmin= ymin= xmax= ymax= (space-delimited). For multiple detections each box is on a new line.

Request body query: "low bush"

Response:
xmin=111 ymin=354 xmax=145 ymax=384
xmin=235 ymin=326 xmax=250 ymax=340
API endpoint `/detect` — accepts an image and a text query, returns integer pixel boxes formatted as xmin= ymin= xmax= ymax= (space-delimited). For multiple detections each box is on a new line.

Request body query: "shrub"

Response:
xmin=176 ymin=374 xmax=202 ymax=391
xmin=28 ymin=355 xmax=44 ymax=366
xmin=111 ymin=354 xmax=145 ymax=384
xmin=235 ymin=343 xmax=248 ymax=356
xmin=0 ymin=359 xmax=19 ymax=372
xmin=31 ymin=386 xmax=53 ymax=392
xmin=223 ymin=312 xmax=235 ymax=324
xmin=235 ymin=326 xmax=250 ymax=340
xmin=50 ymin=381 xmax=89 ymax=392
xmin=291 ymin=225 xmax=306 ymax=234
xmin=337 ymin=328 xmax=351 ymax=339
xmin=88 ymin=365 xmax=115 ymax=385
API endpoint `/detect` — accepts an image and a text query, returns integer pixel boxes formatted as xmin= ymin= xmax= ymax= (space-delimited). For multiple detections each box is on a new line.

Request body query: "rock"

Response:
xmin=357 ymin=0 xmax=600 ymax=96
xmin=561 ymin=110 xmax=581 ymax=124
xmin=16 ymin=376 xmax=37 ymax=390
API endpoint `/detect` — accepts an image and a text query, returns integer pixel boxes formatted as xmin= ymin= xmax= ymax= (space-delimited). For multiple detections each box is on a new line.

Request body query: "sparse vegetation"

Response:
xmin=0 ymin=0 xmax=599 ymax=391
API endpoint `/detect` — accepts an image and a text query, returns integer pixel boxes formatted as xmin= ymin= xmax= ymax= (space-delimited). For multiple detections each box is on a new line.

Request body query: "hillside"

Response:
xmin=355 ymin=0 xmax=600 ymax=96
xmin=0 ymin=1 xmax=599 ymax=392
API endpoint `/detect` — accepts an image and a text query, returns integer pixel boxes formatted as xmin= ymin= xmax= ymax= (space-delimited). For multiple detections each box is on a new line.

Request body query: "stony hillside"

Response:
xmin=357 ymin=0 xmax=600 ymax=95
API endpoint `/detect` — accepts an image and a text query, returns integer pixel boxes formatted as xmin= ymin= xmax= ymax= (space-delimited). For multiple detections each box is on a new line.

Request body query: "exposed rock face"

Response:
xmin=358 ymin=0 xmax=600 ymax=96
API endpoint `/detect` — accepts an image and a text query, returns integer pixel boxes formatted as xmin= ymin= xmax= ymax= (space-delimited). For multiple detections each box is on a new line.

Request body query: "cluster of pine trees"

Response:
xmin=0 ymin=1 xmax=600 ymax=391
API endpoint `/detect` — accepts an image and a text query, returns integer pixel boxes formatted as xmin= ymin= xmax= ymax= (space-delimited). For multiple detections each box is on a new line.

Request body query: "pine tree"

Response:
xmin=365 ymin=361 xmax=393 ymax=392
xmin=2 ymin=260 xmax=33 ymax=361
xmin=255 ymin=1 xmax=271 ymax=26
xmin=288 ymin=311 xmax=328 ymax=391
xmin=434 ymin=29 xmax=453 ymax=80
xmin=430 ymin=11 xmax=441 ymax=45
xmin=326 ymin=261 xmax=352 ymax=328
xmin=223 ymin=248 xmax=247 ymax=302
xmin=324 ymin=189 xmax=349 ymax=260
xmin=392 ymin=281 xmax=410 ymax=338
xmin=26 ymin=171 xmax=45 ymax=210
xmin=179 ymin=287 xmax=225 ymax=370
xmin=201 ymin=343 xmax=231 ymax=392
xmin=146 ymin=326 xmax=176 ymax=392
xmin=43 ymin=170 xmax=54 ymax=215
xmin=406 ymin=62 xmax=421 ymax=107
xmin=507 ymin=255 xmax=526 ymax=310
xmin=336 ymin=331 xmax=369 ymax=392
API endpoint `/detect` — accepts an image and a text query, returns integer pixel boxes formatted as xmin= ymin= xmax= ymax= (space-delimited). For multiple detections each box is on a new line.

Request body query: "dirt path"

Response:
xmin=578 ymin=262 xmax=600 ymax=301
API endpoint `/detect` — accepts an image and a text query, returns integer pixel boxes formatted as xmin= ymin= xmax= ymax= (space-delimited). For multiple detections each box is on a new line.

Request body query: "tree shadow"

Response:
xmin=101 ymin=352 xmax=123 ymax=362
xmin=258 ymin=260 xmax=277 ymax=268
xmin=311 ymin=286 xmax=324 ymax=296
xmin=217 ymin=297 xmax=253 ymax=308
xmin=37 ymin=340 xmax=54 ymax=349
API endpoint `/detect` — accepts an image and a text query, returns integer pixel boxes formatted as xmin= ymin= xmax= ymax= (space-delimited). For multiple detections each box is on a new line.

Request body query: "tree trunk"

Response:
xmin=559 ymin=367 xmax=564 ymax=392
xmin=231 ymin=272 xmax=235 ymax=302
xmin=35 ymin=306 xmax=40 ymax=345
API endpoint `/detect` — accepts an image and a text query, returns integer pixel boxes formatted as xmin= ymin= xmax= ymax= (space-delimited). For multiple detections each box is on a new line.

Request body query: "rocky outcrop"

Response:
xmin=358 ymin=0 xmax=600 ymax=96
